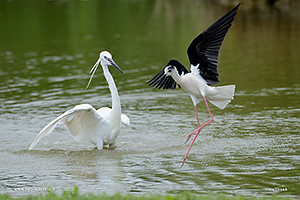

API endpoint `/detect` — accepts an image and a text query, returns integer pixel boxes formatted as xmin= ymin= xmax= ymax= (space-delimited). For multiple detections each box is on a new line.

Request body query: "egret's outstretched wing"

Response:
xmin=188 ymin=3 xmax=240 ymax=85
xmin=28 ymin=104 xmax=102 ymax=150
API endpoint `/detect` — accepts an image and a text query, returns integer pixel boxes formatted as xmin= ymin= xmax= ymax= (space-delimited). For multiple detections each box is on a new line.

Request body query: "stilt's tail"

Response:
xmin=208 ymin=85 xmax=235 ymax=109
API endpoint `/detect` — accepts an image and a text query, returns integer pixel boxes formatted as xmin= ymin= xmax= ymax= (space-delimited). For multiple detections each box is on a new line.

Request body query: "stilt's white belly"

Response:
xmin=180 ymin=74 xmax=208 ymax=98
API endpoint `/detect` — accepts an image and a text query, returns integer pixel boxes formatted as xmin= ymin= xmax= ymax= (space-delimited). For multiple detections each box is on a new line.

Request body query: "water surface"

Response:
xmin=0 ymin=0 xmax=300 ymax=197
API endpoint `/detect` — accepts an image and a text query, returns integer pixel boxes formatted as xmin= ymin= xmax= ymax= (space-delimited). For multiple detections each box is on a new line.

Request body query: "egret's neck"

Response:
xmin=102 ymin=64 xmax=121 ymax=117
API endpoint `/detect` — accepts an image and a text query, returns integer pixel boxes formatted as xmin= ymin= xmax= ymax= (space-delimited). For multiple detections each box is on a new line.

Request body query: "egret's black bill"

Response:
xmin=108 ymin=58 xmax=123 ymax=74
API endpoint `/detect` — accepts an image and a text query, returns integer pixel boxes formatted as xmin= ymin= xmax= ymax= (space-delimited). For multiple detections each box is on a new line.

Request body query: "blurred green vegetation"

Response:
xmin=0 ymin=187 xmax=297 ymax=200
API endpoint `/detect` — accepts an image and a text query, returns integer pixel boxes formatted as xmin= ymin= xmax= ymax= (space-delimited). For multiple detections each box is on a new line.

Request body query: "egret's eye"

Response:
xmin=104 ymin=56 xmax=108 ymax=59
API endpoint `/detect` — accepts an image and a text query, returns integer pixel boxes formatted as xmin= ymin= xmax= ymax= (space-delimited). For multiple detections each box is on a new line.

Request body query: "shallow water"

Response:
xmin=0 ymin=0 xmax=300 ymax=198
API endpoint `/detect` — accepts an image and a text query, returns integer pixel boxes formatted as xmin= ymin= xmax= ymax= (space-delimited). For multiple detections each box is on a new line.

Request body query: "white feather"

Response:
xmin=29 ymin=51 xmax=129 ymax=150
xmin=190 ymin=64 xmax=207 ymax=84
xmin=121 ymin=114 xmax=130 ymax=126
xmin=207 ymin=85 xmax=235 ymax=109
xmin=28 ymin=104 xmax=103 ymax=150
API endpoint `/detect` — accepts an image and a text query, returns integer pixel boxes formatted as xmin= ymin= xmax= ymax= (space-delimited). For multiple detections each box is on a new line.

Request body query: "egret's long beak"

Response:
xmin=107 ymin=57 xmax=123 ymax=74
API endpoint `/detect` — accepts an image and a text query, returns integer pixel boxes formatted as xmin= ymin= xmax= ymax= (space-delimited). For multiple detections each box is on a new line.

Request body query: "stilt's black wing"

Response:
xmin=187 ymin=3 xmax=240 ymax=85
xmin=147 ymin=68 xmax=177 ymax=89
xmin=147 ymin=60 xmax=188 ymax=90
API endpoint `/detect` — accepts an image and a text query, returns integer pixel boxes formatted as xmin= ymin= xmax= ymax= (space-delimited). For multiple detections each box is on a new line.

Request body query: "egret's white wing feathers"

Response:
xmin=121 ymin=114 xmax=130 ymax=126
xmin=28 ymin=104 xmax=103 ymax=150
xmin=28 ymin=110 xmax=74 ymax=150
xmin=64 ymin=104 xmax=103 ymax=142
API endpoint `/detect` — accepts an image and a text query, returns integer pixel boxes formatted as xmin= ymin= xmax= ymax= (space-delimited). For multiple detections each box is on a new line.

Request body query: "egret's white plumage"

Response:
xmin=147 ymin=4 xmax=240 ymax=167
xmin=29 ymin=51 xmax=129 ymax=150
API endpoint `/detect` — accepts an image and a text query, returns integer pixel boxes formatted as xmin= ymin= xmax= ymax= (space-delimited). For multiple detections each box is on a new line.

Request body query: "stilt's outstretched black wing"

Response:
xmin=187 ymin=3 xmax=240 ymax=85
xmin=147 ymin=60 xmax=189 ymax=90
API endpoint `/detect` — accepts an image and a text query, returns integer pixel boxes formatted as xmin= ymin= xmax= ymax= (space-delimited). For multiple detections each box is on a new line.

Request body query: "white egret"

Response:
xmin=147 ymin=4 xmax=240 ymax=167
xmin=29 ymin=51 xmax=130 ymax=150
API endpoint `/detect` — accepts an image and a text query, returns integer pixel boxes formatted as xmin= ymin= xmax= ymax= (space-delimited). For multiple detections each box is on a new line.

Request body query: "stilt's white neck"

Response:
xmin=168 ymin=69 xmax=183 ymax=84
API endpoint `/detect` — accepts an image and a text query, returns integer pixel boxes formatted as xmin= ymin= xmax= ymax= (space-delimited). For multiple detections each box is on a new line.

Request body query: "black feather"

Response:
xmin=147 ymin=60 xmax=189 ymax=90
xmin=187 ymin=3 xmax=240 ymax=85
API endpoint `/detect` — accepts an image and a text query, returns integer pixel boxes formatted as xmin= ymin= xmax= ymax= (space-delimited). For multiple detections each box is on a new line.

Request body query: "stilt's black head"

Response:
xmin=165 ymin=60 xmax=188 ymax=76
xmin=147 ymin=59 xmax=189 ymax=90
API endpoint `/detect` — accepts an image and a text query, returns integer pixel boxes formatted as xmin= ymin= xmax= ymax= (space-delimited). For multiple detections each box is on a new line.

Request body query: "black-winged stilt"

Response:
xmin=147 ymin=4 xmax=240 ymax=167
xmin=29 ymin=51 xmax=130 ymax=150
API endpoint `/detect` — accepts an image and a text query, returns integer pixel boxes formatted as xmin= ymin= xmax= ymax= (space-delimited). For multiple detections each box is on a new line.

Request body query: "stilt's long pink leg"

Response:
xmin=181 ymin=127 xmax=201 ymax=167
xmin=181 ymin=96 xmax=214 ymax=167
xmin=185 ymin=105 xmax=201 ymax=143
